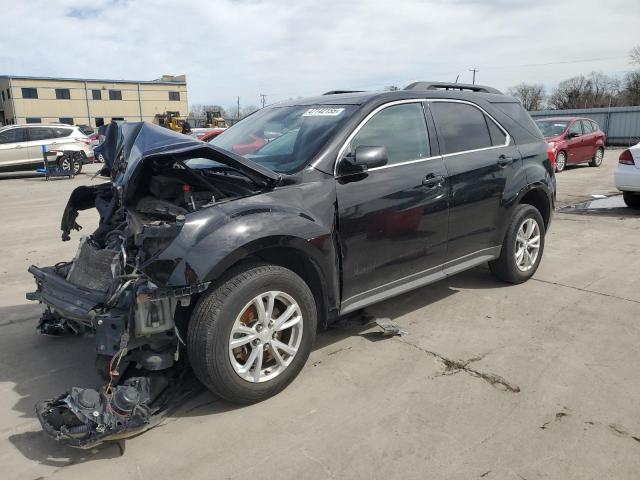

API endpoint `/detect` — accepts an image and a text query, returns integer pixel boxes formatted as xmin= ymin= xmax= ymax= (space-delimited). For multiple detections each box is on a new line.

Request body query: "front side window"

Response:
xmin=0 ymin=128 xmax=27 ymax=144
xmin=109 ymin=90 xmax=122 ymax=101
xmin=430 ymin=102 xmax=492 ymax=154
xmin=349 ymin=103 xmax=430 ymax=165
xmin=210 ymin=104 xmax=357 ymax=173
xmin=55 ymin=88 xmax=71 ymax=100
xmin=536 ymin=120 xmax=568 ymax=137
xmin=22 ymin=87 xmax=38 ymax=99
xmin=568 ymin=121 xmax=582 ymax=136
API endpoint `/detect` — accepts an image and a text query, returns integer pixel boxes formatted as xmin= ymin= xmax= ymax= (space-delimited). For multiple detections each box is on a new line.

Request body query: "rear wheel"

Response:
xmin=187 ymin=264 xmax=317 ymax=404
xmin=58 ymin=152 xmax=83 ymax=175
xmin=555 ymin=151 xmax=567 ymax=172
xmin=489 ymin=204 xmax=545 ymax=284
xmin=622 ymin=191 xmax=640 ymax=209
xmin=589 ymin=147 xmax=604 ymax=167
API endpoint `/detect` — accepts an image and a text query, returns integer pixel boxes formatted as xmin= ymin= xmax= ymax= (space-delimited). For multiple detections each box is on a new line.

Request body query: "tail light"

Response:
xmin=619 ymin=149 xmax=635 ymax=165
xmin=547 ymin=144 xmax=556 ymax=169
xmin=78 ymin=137 xmax=92 ymax=145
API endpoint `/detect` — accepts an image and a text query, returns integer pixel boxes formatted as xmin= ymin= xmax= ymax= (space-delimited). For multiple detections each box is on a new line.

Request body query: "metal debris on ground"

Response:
xmin=374 ymin=318 xmax=407 ymax=336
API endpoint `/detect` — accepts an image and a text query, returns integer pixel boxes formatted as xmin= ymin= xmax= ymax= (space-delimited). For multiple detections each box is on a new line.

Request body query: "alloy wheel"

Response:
xmin=514 ymin=218 xmax=541 ymax=272
xmin=556 ymin=152 xmax=566 ymax=172
xmin=594 ymin=149 xmax=603 ymax=166
xmin=228 ymin=291 xmax=304 ymax=383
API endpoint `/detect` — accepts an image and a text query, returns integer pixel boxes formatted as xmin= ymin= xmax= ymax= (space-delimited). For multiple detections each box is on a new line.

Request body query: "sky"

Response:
xmin=1 ymin=0 xmax=639 ymax=110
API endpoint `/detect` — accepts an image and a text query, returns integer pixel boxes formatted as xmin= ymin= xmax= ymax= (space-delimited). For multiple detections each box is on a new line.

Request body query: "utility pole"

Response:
xmin=468 ymin=67 xmax=479 ymax=84
xmin=236 ymin=96 xmax=240 ymax=121
xmin=259 ymin=94 xmax=267 ymax=108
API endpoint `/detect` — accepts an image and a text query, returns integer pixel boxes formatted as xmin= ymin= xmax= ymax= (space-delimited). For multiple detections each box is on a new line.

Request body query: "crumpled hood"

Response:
xmin=100 ymin=122 xmax=280 ymax=193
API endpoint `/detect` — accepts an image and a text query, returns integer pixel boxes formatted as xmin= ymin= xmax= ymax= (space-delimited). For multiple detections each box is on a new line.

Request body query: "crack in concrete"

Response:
xmin=397 ymin=338 xmax=520 ymax=393
xmin=540 ymin=411 xmax=569 ymax=430
xmin=532 ymin=278 xmax=640 ymax=305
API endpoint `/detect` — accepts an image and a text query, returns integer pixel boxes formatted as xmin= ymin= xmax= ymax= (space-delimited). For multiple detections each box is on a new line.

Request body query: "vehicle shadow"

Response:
xmin=4 ymin=265 xmax=503 ymax=466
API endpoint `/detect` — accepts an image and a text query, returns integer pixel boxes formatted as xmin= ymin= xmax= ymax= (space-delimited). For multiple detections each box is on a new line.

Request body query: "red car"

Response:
xmin=535 ymin=117 xmax=606 ymax=172
xmin=197 ymin=127 xmax=227 ymax=142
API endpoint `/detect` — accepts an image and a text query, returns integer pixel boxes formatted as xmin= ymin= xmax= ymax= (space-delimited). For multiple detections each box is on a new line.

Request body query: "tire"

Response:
xmin=555 ymin=151 xmax=566 ymax=172
xmin=589 ymin=147 xmax=604 ymax=167
xmin=623 ymin=191 xmax=640 ymax=210
xmin=187 ymin=263 xmax=317 ymax=404
xmin=58 ymin=152 xmax=82 ymax=175
xmin=489 ymin=204 xmax=545 ymax=284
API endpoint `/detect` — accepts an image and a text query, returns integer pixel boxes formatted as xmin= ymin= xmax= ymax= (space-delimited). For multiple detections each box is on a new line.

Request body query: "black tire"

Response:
xmin=72 ymin=152 xmax=84 ymax=174
xmin=187 ymin=263 xmax=317 ymax=404
xmin=589 ymin=147 xmax=604 ymax=167
xmin=555 ymin=151 xmax=566 ymax=172
xmin=623 ymin=191 xmax=640 ymax=210
xmin=57 ymin=152 xmax=82 ymax=175
xmin=489 ymin=204 xmax=546 ymax=284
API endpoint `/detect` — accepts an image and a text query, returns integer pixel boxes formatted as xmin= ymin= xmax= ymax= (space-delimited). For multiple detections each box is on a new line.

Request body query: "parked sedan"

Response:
xmin=614 ymin=142 xmax=640 ymax=209
xmin=536 ymin=117 xmax=606 ymax=172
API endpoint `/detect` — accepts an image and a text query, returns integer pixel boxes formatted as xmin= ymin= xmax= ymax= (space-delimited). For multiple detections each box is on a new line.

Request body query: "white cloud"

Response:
xmin=1 ymin=0 xmax=639 ymax=108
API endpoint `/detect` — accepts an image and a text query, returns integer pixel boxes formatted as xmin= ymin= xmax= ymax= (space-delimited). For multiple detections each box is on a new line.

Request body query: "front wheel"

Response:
xmin=489 ymin=204 xmax=546 ymax=284
xmin=589 ymin=147 xmax=604 ymax=167
xmin=555 ymin=151 xmax=567 ymax=172
xmin=187 ymin=264 xmax=317 ymax=404
xmin=623 ymin=191 xmax=640 ymax=209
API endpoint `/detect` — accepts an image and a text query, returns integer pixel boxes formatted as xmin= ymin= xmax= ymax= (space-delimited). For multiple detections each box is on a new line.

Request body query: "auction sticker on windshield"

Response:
xmin=302 ymin=108 xmax=345 ymax=117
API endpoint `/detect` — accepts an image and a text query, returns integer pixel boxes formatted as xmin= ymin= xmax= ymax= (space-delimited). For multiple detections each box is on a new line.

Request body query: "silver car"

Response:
xmin=0 ymin=124 xmax=94 ymax=174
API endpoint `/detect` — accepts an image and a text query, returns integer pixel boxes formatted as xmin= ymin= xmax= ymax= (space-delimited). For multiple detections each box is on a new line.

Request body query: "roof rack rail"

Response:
xmin=404 ymin=81 xmax=502 ymax=94
xmin=322 ymin=90 xmax=365 ymax=95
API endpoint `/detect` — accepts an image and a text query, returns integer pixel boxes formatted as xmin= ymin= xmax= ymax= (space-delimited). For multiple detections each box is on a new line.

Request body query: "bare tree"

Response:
xmin=548 ymin=75 xmax=593 ymax=109
xmin=630 ymin=45 xmax=640 ymax=65
xmin=621 ymin=70 xmax=640 ymax=106
xmin=189 ymin=104 xmax=227 ymax=118
xmin=506 ymin=83 xmax=546 ymax=111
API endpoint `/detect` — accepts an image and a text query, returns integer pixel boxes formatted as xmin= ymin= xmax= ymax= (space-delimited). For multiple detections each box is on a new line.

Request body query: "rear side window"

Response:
xmin=0 ymin=128 xmax=28 ymax=144
xmin=350 ymin=103 xmax=430 ymax=165
xmin=581 ymin=120 xmax=593 ymax=133
xmin=591 ymin=121 xmax=600 ymax=131
xmin=430 ymin=102 xmax=492 ymax=154
xmin=485 ymin=115 xmax=507 ymax=146
xmin=51 ymin=127 xmax=72 ymax=138
xmin=491 ymin=102 xmax=543 ymax=139
xmin=27 ymin=127 xmax=54 ymax=141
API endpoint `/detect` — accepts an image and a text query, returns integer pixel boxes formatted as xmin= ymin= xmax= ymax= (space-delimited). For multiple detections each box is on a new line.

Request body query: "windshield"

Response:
xmin=209 ymin=105 xmax=357 ymax=173
xmin=536 ymin=120 xmax=568 ymax=137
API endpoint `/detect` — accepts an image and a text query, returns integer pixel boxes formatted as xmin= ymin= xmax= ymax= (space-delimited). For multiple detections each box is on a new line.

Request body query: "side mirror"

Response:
xmin=567 ymin=131 xmax=580 ymax=138
xmin=339 ymin=145 xmax=388 ymax=174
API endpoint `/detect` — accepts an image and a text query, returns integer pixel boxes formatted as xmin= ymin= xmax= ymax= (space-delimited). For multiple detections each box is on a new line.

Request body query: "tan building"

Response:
xmin=0 ymin=74 xmax=188 ymax=127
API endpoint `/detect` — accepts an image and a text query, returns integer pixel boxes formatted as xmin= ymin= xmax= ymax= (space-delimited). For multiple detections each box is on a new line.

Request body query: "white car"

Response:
xmin=0 ymin=124 xmax=94 ymax=174
xmin=614 ymin=143 xmax=640 ymax=209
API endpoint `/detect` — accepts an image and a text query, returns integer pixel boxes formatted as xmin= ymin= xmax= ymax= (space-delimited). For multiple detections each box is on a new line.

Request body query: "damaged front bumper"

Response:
xmin=27 ymin=242 xmax=208 ymax=448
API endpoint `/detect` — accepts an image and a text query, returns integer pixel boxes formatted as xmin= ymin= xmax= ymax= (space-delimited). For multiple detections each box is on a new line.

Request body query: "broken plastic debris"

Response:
xmin=375 ymin=318 xmax=407 ymax=336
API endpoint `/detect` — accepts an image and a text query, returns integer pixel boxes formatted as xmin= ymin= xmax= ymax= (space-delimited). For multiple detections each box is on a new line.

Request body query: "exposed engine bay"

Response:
xmin=26 ymin=122 xmax=277 ymax=448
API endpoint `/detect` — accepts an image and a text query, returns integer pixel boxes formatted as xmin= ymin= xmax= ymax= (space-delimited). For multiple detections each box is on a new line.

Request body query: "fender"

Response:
xmin=140 ymin=178 xmax=341 ymax=312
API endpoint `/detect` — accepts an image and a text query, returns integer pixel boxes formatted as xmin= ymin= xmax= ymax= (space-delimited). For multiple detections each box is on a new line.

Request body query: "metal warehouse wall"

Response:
xmin=529 ymin=106 xmax=640 ymax=147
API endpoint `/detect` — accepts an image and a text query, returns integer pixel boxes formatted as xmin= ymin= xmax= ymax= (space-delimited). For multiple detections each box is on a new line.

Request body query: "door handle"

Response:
xmin=422 ymin=173 xmax=445 ymax=188
xmin=497 ymin=154 xmax=514 ymax=167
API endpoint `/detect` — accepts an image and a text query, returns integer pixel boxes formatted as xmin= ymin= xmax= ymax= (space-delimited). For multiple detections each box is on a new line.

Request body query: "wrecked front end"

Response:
xmin=26 ymin=122 xmax=277 ymax=448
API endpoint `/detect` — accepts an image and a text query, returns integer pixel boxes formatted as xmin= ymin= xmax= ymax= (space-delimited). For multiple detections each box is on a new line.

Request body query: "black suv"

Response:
xmin=28 ymin=82 xmax=554 ymax=447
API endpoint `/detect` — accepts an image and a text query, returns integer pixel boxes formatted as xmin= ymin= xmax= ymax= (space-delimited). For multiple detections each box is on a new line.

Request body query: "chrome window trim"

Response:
xmin=332 ymin=97 xmax=512 ymax=175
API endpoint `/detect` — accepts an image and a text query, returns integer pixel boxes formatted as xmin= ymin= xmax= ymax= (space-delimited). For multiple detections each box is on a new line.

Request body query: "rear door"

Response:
xmin=0 ymin=127 xmax=30 ymax=168
xmin=336 ymin=101 xmax=449 ymax=309
xmin=565 ymin=121 xmax=586 ymax=163
xmin=580 ymin=120 xmax=596 ymax=159
xmin=428 ymin=100 xmax=521 ymax=264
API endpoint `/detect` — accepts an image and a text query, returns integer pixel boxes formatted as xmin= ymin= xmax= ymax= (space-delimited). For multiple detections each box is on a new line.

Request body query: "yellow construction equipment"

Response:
xmin=205 ymin=109 xmax=228 ymax=128
xmin=155 ymin=111 xmax=184 ymax=131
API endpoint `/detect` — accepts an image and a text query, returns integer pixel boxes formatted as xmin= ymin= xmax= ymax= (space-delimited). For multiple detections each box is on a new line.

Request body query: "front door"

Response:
xmin=428 ymin=100 xmax=521 ymax=262
xmin=336 ymin=101 xmax=449 ymax=310
xmin=566 ymin=120 xmax=587 ymax=163
xmin=0 ymin=127 xmax=29 ymax=169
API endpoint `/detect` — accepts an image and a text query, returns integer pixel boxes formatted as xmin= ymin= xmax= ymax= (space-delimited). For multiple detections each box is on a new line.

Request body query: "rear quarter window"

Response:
xmin=490 ymin=102 xmax=543 ymax=139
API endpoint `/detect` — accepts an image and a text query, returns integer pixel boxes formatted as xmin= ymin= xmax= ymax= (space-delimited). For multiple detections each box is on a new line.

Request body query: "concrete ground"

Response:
xmin=0 ymin=151 xmax=638 ymax=479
